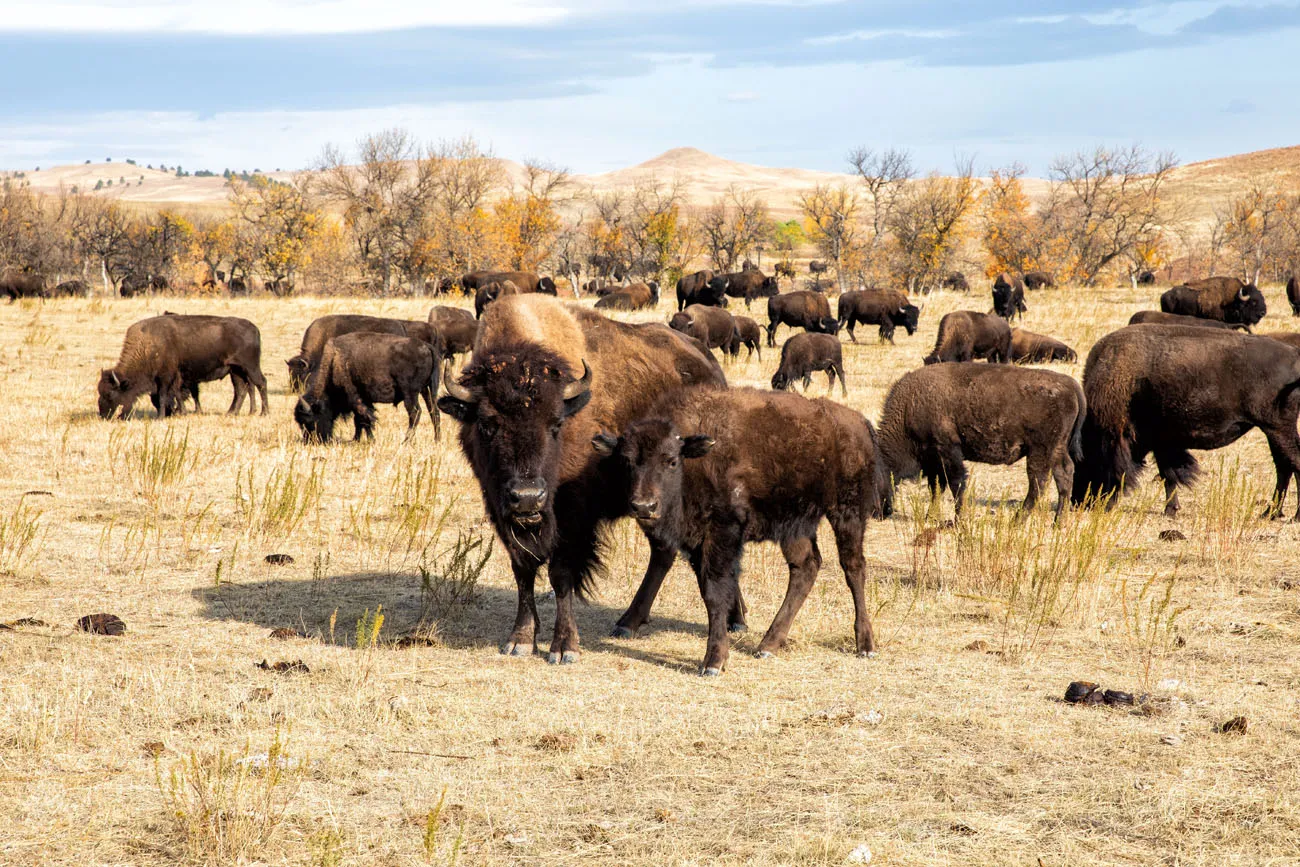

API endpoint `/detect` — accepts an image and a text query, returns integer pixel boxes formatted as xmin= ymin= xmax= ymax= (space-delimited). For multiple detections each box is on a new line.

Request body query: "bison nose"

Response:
xmin=507 ymin=481 xmax=548 ymax=514
xmin=630 ymin=499 xmax=659 ymax=519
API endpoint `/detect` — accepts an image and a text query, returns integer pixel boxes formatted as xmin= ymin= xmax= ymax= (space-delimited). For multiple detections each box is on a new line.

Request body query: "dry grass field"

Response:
xmin=2 ymin=284 xmax=1299 ymax=866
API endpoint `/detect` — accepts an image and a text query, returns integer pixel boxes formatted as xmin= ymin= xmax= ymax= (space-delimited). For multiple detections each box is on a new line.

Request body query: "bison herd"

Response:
xmin=87 ymin=266 xmax=1300 ymax=675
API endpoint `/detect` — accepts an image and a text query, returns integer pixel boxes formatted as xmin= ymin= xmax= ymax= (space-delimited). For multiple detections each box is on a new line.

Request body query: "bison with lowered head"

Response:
xmin=427 ymin=305 xmax=478 ymax=360
xmin=1010 ymin=328 xmax=1077 ymax=363
xmin=1287 ymin=276 xmax=1300 ymax=316
xmin=1159 ymin=276 xmax=1266 ymax=329
xmin=766 ymin=290 xmax=838 ymax=346
xmin=287 ymin=314 xmax=441 ymax=391
xmin=709 ymin=271 xmax=779 ymax=309
xmin=1 ymin=271 xmax=46 ymax=301
xmin=878 ymin=363 xmax=1085 ymax=516
xmin=675 ymin=269 xmax=724 ymax=311
xmin=725 ymin=315 xmax=762 ymax=361
xmin=837 ymin=288 xmax=920 ymax=344
xmin=592 ymin=386 xmax=889 ymax=674
xmin=1023 ymin=271 xmax=1054 ymax=290
xmin=924 ymin=311 xmax=1011 ymax=365
xmin=436 ymin=294 xmax=726 ymax=664
xmin=941 ymin=271 xmax=970 ymax=293
xmin=669 ymin=304 xmax=736 ymax=353
xmin=992 ymin=273 xmax=1027 ymax=321
xmin=1073 ymin=324 xmax=1300 ymax=518
xmin=1128 ymin=310 xmax=1247 ymax=331
xmin=99 ymin=314 xmax=268 ymax=419
xmin=460 ymin=270 xmax=556 ymax=295
xmin=594 ymin=281 xmax=659 ymax=311
xmin=772 ymin=332 xmax=847 ymax=396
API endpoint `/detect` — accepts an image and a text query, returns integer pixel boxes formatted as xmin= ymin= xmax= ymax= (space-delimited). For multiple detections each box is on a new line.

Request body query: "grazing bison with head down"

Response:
xmin=1023 ymin=271 xmax=1054 ymax=290
xmin=924 ymin=311 xmax=1011 ymax=365
xmin=837 ymin=288 xmax=920 ymax=344
xmin=98 ymin=314 xmax=268 ymax=419
xmin=1127 ymin=310 xmax=1246 ymax=331
xmin=1287 ymin=276 xmax=1300 ymax=316
xmin=287 ymin=314 xmax=441 ymax=390
xmin=1010 ymin=328 xmax=1077 ymax=363
xmin=295 ymin=333 xmax=439 ymax=443
xmin=1 ymin=271 xmax=46 ymax=301
xmin=942 ymin=271 xmax=970 ymax=293
xmin=992 ymin=273 xmax=1027 ymax=321
xmin=594 ymin=281 xmax=659 ymax=311
xmin=675 ymin=269 xmax=722 ymax=311
xmin=1073 ymin=325 xmax=1300 ymax=518
xmin=52 ymin=279 xmax=90 ymax=298
xmin=709 ymin=271 xmax=779 ymax=309
xmin=669 ymin=304 xmax=736 ymax=354
xmin=436 ymin=294 xmax=726 ymax=664
xmin=772 ymin=332 xmax=847 ymax=397
xmin=592 ymin=386 xmax=888 ymax=674
xmin=878 ymin=363 xmax=1085 ymax=516
xmin=1159 ymin=276 xmax=1266 ymax=329
xmin=766 ymin=290 xmax=838 ymax=346
xmin=427 ymin=305 xmax=479 ymax=360
xmin=725 ymin=315 xmax=762 ymax=361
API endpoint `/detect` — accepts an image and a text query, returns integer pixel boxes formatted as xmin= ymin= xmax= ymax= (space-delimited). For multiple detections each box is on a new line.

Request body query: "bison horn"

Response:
xmin=561 ymin=361 xmax=593 ymax=400
xmin=296 ymin=395 xmax=310 ymax=411
xmin=1238 ymin=287 xmax=1249 ymax=302
xmin=443 ymin=371 xmax=477 ymax=403
xmin=109 ymin=370 xmax=122 ymax=388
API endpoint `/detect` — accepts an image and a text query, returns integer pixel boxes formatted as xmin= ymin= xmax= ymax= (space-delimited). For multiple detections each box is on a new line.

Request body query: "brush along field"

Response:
xmin=1 ymin=286 xmax=1299 ymax=866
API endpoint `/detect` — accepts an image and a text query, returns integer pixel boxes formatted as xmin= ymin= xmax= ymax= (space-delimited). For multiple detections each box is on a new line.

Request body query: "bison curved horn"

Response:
xmin=1238 ymin=287 xmax=1249 ymax=302
xmin=296 ymin=395 xmax=310 ymax=411
xmin=443 ymin=371 xmax=477 ymax=403
xmin=561 ymin=361 xmax=593 ymax=400
xmin=108 ymin=370 xmax=122 ymax=388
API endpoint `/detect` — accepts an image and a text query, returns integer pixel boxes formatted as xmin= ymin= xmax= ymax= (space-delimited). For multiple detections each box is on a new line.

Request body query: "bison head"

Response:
xmin=771 ymin=369 xmax=792 ymax=391
xmin=97 ymin=369 xmax=132 ymax=419
xmin=538 ymin=276 xmax=558 ymax=295
xmin=647 ymin=280 xmax=660 ymax=305
xmin=438 ymin=348 xmax=592 ymax=533
xmin=294 ymin=395 xmax=340 ymax=443
xmin=285 ymin=355 xmax=310 ymax=390
xmin=992 ymin=285 xmax=1016 ymax=320
xmin=1224 ymin=284 xmax=1267 ymax=328
xmin=668 ymin=312 xmax=693 ymax=334
xmin=591 ymin=421 xmax=714 ymax=533
xmin=893 ymin=303 xmax=921 ymax=335
xmin=813 ymin=316 xmax=841 ymax=335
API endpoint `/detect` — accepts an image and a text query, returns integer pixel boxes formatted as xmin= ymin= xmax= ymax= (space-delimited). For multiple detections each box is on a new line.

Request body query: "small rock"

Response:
xmin=388 ymin=695 xmax=410 ymax=714
xmin=846 ymin=843 xmax=873 ymax=864
xmin=858 ymin=709 xmax=885 ymax=726
xmin=1156 ymin=678 xmax=1182 ymax=691
xmin=141 ymin=741 xmax=166 ymax=758
xmin=264 ymin=553 xmax=295 ymax=565
xmin=1217 ymin=715 xmax=1248 ymax=735
xmin=1064 ymin=681 xmax=1100 ymax=704
xmin=1160 ymin=734 xmax=1181 ymax=746
xmin=76 ymin=613 xmax=126 ymax=636
xmin=255 ymin=659 xmax=309 ymax=674
xmin=268 ymin=627 xmax=304 ymax=640
xmin=1158 ymin=529 xmax=1187 ymax=542
xmin=503 ymin=832 xmax=530 ymax=847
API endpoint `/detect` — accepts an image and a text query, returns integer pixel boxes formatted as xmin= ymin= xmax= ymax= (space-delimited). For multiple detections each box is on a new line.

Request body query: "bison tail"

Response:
xmin=1068 ymin=380 xmax=1087 ymax=465
xmin=1071 ymin=416 xmax=1141 ymax=507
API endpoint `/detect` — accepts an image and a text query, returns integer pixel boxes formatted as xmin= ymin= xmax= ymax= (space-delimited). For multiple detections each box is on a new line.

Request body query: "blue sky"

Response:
xmin=2 ymin=0 xmax=1298 ymax=175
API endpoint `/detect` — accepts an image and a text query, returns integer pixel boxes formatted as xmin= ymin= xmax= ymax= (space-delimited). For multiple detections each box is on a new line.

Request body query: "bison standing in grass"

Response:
xmin=460 ymin=270 xmax=556 ymax=295
xmin=710 ymin=271 xmax=779 ymax=308
xmin=427 ymin=306 xmax=478 ymax=360
xmin=1073 ymin=325 xmax=1300 ymax=518
xmin=295 ymin=333 xmax=440 ymax=443
xmin=766 ymin=290 xmax=838 ymax=346
xmin=992 ymin=273 xmax=1027 ymax=321
xmin=594 ymin=281 xmax=660 ymax=311
xmin=878 ymin=363 xmax=1086 ymax=516
xmin=1128 ymin=310 xmax=1247 ymax=331
xmin=771 ymin=332 xmax=847 ymax=397
xmin=725 ymin=315 xmax=762 ymax=361
xmin=1287 ymin=276 xmax=1300 ymax=316
xmin=924 ymin=311 xmax=1011 ymax=365
xmin=1159 ymin=276 xmax=1266 ymax=329
xmin=669 ymin=304 xmax=736 ymax=354
xmin=52 ymin=279 xmax=90 ymax=298
xmin=1023 ymin=271 xmax=1054 ymax=290
xmin=592 ymin=386 xmax=889 ymax=674
xmin=1 ymin=271 xmax=46 ymax=301
xmin=287 ymin=315 xmax=441 ymax=390
xmin=676 ymin=269 xmax=724 ymax=310
xmin=837 ymin=288 xmax=920 ymax=344
xmin=1010 ymin=329 xmax=1077 ymax=363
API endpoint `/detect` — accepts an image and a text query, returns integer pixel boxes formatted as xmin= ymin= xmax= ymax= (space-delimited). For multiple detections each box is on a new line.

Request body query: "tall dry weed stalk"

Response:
xmin=0 ymin=496 xmax=44 ymax=576
xmin=235 ymin=457 xmax=324 ymax=539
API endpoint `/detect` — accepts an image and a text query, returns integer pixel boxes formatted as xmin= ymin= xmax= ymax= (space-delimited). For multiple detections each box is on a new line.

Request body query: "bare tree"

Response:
xmin=797 ymin=183 xmax=860 ymax=291
xmin=887 ymin=156 xmax=979 ymax=293
xmin=696 ymin=184 xmax=771 ymax=274
xmin=847 ymin=146 xmax=914 ymax=254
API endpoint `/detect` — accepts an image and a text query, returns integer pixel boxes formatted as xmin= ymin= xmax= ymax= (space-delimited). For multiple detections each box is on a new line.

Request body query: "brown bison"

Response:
xmin=941 ymin=272 xmax=970 ymax=293
xmin=766 ymin=290 xmax=838 ymax=346
xmin=1267 ymin=332 xmax=1300 ymax=350
xmin=1287 ymin=276 xmax=1300 ymax=316
xmin=295 ymin=333 xmax=439 ymax=443
xmin=709 ymin=271 xmax=779 ymax=308
xmin=1159 ymin=276 xmax=1266 ymax=329
xmin=725 ymin=315 xmax=762 ymax=361
xmin=1072 ymin=325 xmax=1300 ymax=518
xmin=427 ymin=305 xmax=478 ymax=359
xmin=772 ymin=332 xmax=847 ymax=396
xmin=474 ymin=279 xmax=520 ymax=319
xmin=669 ymin=304 xmax=736 ymax=352
xmin=773 ymin=261 xmax=797 ymax=282
xmin=98 ymin=314 xmax=268 ymax=419
xmin=1 ymin=271 xmax=46 ymax=301
xmin=287 ymin=315 xmax=441 ymax=390
xmin=1023 ymin=271 xmax=1054 ymax=290
xmin=924 ymin=311 xmax=1012 ymax=365
xmin=837 ymin=289 xmax=920 ymax=344
xmin=592 ymin=386 xmax=889 ymax=674
xmin=1136 ymin=270 xmax=1157 ymax=286
xmin=436 ymin=295 xmax=726 ymax=664
xmin=460 ymin=270 xmax=556 ymax=295
xmin=594 ymin=281 xmax=659 ymax=311
xmin=119 ymin=273 xmax=153 ymax=298
xmin=1010 ymin=328 xmax=1077 ymax=363
xmin=675 ymin=269 xmax=722 ymax=311
xmin=52 ymin=279 xmax=90 ymax=298
xmin=992 ymin=273 xmax=1027 ymax=321
xmin=809 ymin=260 xmax=829 ymax=275
xmin=878 ymin=363 xmax=1085 ymax=516
xmin=1128 ymin=310 xmax=1247 ymax=331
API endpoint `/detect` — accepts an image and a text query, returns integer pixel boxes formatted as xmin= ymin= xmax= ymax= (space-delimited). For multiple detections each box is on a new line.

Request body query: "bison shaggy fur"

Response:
xmin=837 ymin=289 xmax=920 ymax=344
xmin=924 ymin=311 xmax=1012 ymax=365
xmin=1010 ymin=328 xmax=1077 ymax=363
xmin=1128 ymin=310 xmax=1247 ymax=331
xmin=675 ymin=269 xmax=723 ymax=311
xmin=766 ymin=290 xmax=838 ymax=347
xmin=594 ymin=281 xmax=660 ymax=311
xmin=1159 ymin=276 xmax=1266 ymax=329
xmin=287 ymin=314 xmax=441 ymax=390
xmin=772 ymin=332 xmax=846 ymax=396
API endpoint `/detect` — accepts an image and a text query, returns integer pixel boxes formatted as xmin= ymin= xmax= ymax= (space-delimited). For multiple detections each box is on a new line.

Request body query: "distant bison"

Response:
xmin=594 ymin=281 xmax=660 ymax=311
xmin=52 ymin=279 xmax=90 ymax=298
xmin=669 ymin=304 xmax=736 ymax=353
xmin=1010 ymin=328 xmax=1077 ymax=363
xmin=1136 ymin=270 xmax=1157 ymax=286
xmin=941 ymin=272 xmax=970 ymax=293
xmin=460 ymin=270 xmax=556 ymax=295
xmin=119 ymin=274 xmax=149 ymax=298
xmin=725 ymin=315 xmax=762 ymax=361
xmin=1288 ymin=276 xmax=1300 ymax=316
xmin=1127 ymin=310 xmax=1246 ymax=331
xmin=295 ymin=332 xmax=440 ymax=443
xmin=837 ymin=289 xmax=920 ymax=344
xmin=766 ymin=290 xmax=838 ymax=347
xmin=474 ymin=279 xmax=520 ymax=319
xmin=1 ymin=271 xmax=46 ymax=301
xmin=710 ymin=271 xmax=779 ymax=308
xmin=1023 ymin=271 xmax=1054 ymax=290
xmin=1159 ymin=276 xmax=1266 ymax=329
xmin=878 ymin=363 xmax=1085 ymax=516
xmin=924 ymin=311 xmax=1012 ymax=365
xmin=428 ymin=305 xmax=478 ymax=359
xmin=773 ymin=261 xmax=798 ymax=282
xmin=992 ymin=273 xmax=1027 ymax=321
xmin=809 ymin=260 xmax=829 ymax=275
xmin=676 ymin=269 xmax=723 ymax=311
xmin=287 ymin=314 xmax=441 ymax=390
xmin=771 ymin=332 xmax=846 ymax=397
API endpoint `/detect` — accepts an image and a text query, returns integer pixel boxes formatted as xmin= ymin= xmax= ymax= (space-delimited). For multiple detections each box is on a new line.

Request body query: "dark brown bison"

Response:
xmin=295 ymin=333 xmax=439 ymax=443
xmin=1072 ymin=325 xmax=1300 ymax=518
xmin=669 ymin=304 xmax=736 ymax=352
xmin=1023 ymin=271 xmax=1054 ymax=290
xmin=228 ymin=277 xmax=248 ymax=295
xmin=878 ymin=364 xmax=1085 ymax=516
xmin=1127 ymin=310 xmax=1246 ymax=331
xmin=766 ymin=290 xmax=838 ymax=346
xmin=725 ymin=315 xmax=762 ymax=361
xmin=941 ymin=272 xmax=970 ymax=293
xmin=1010 ymin=328 xmax=1077 ymax=363
xmin=1267 ymin=332 xmax=1300 ymax=350
xmin=428 ymin=305 xmax=478 ymax=359
xmin=52 ymin=279 xmax=90 ymax=298
xmin=582 ymin=279 xmax=610 ymax=295
xmin=924 ymin=311 xmax=1012 ymax=365
xmin=460 ymin=270 xmax=556 ymax=295
xmin=675 ymin=269 xmax=722 ymax=311
xmin=710 ymin=271 xmax=779 ymax=309
xmin=773 ymin=261 xmax=797 ymax=282
xmin=98 ymin=315 xmax=268 ymax=419
xmin=594 ymin=281 xmax=660 ymax=311
xmin=436 ymin=295 xmax=726 ymax=664
xmin=992 ymin=273 xmax=1027 ymax=321
xmin=1288 ymin=276 xmax=1300 ymax=316
xmin=119 ymin=274 xmax=151 ymax=298
xmin=474 ymin=279 xmax=521 ymax=319
xmin=1 ymin=271 xmax=46 ymax=301
xmin=771 ymin=332 xmax=846 ymax=396
xmin=591 ymin=386 xmax=888 ymax=674
xmin=1136 ymin=270 xmax=1157 ymax=286
xmin=287 ymin=315 xmax=441 ymax=390
xmin=809 ymin=260 xmax=829 ymax=275
xmin=837 ymin=289 xmax=920 ymax=344
xmin=1159 ymin=276 xmax=1266 ymax=329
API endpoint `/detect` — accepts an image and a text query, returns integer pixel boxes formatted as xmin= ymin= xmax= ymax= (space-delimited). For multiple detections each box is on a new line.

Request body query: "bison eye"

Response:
xmin=478 ymin=417 xmax=498 ymax=437
xmin=550 ymin=420 xmax=563 ymax=438
xmin=667 ymin=457 xmax=679 ymax=468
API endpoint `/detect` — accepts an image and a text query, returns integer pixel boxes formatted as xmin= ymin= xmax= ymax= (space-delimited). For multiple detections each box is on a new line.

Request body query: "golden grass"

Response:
xmin=0 ymin=287 xmax=1298 ymax=865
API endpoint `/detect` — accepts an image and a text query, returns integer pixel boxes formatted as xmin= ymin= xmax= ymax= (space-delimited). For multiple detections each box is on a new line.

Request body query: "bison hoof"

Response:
xmin=700 ymin=667 xmax=723 ymax=678
xmin=502 ymin=642 xmax=534 ymax=657
xmin=727 ymin=621 xmax=748 ymax=634
xmin=754 ymin=650 xmax=775 ymax=660
xmin=610 ymin=625 xmax=637 ymax=639
xmin=547 ymin=650 xmax=580 ymax=665
xmin=857 ymin=650 xmax=878 ymax=660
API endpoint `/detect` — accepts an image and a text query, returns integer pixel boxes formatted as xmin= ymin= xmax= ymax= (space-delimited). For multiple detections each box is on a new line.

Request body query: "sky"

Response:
xmin=1 ymin=0 xmax=1299 ymax=176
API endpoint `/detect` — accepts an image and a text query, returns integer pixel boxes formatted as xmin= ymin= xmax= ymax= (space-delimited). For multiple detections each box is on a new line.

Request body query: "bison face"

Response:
xmin=294 ymin=396 xmax=337 ymax=443
xmin=895 ymin=304 xmax=921 ymax=335
xmin=97 ymin=370 xmax=131 ymax=419
xmin=815 ymin=316 xmax=841 ymax=335
xmin=285 ymin=356 xmax=310 ymax=389
xmin=592 ymin=422 xmax=714 ymax=530
xmin=538 ymin=276 xmax=558 ymax=295
xmin=1225 ymin=285 xmax=1267 ymax=328
xmin=668 ymin=312 xmax=692 ymax=334
xmin=992 ymin=287 xmax=1015 ymax=319
xmin=771 ymin=370 xmax=791 ymax=390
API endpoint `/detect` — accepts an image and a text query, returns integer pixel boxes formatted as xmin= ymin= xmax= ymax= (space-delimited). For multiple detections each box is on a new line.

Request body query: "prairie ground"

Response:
xmin=1 ymin=285 xmax=1298 ymax=866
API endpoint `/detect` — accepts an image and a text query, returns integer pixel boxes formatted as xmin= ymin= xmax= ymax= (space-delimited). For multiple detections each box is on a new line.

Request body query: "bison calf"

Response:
xmin=924 ymin=311 xmax=1011 ymax=365
xmin=725 ymin=315 xmax=762 ymax=361
xmin=1010 ymin=328 xmax=1077 ymax=363
xmin=772 ymin=332 xmax=847 ymax=396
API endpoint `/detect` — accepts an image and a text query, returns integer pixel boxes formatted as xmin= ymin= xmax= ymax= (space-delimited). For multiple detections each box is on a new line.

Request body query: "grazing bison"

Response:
xmin=436 ymin=294 xmax=727 ymax=664
xmin=1072 ymin=325 xmax=1300 ymax=518
xmin=1010 ymin=328 xmax=1077 ymax=363
xmin=460 ymin=270 xmax=556 ymax=295
xmin=771 ymin=332 xmax=847 ymax=397
xmin=592 ymin=386 xmax=888 ymax=674
xmin=1127 ymin=310 xmax=1246 ymax=331
xmin=766 ymin=290 xmax=838 ymax=347
xmin=98 ymin=314 xmax=268 ymax=419
xmin=669 ymin=304 xmax=736 ymax=352
xmin=1136 ymin=270 xmax=1157 ymax=286
xmin=295 ymin=333 xmax=439 ymax=443
xmin=675 ymin=269 xmax=722 ymax=311
xmin=992 ymin=273 xmax=1027 ymax=321
xmin=287 ymin=315 xmax=441 ymax=390
xmin=837 ymin=289 xmax=920 ymax=344
xmin=594 ymin=281 xmax=660 ymax=311
xmin=428 ymin=305 xmax=478 ymax=360
xmin=1023 ymin=271 xmax=1054 ymax=290
xmin=52 ymin=279 xmax=90 ymax=298
xmin=710 ymin=271 xmax=779 ymax=309
xmin=773 ymin=261 xmax=797 ymax=282
xmin=1288 ymin=276 xmax=1300 ymax=316
xmin=725 ymin=315 xmax=762 ymax=361
xmin=942 ymin=272 xmax=970 ymax=293
xmin=809 ymin=260 xmax=829 ymax=275
xmin=878 ymin=364 xmax=1085 ymax=516
xmin=119 ymin=274 xmax=153 ymax=298
xmin=1159 ymin=276 xmax=1266 ymax=329
xmin=1 ymin=271 xmax=46 ymax=301
xmin=924 ymin=311 xmax=1012 ymax=365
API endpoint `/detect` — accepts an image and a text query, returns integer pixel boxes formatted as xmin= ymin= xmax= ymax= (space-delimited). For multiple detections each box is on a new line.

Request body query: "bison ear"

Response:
xmin=436 ymin=394 xmax=478 ymax=423
xmin=681 ymin=435 xmax=715 ymax=458
xmin=591 ymin=432 xmax=618 ymax=456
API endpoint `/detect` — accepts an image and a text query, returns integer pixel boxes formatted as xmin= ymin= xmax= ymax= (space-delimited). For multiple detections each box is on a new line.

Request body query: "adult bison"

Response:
xmin=1023 ymin=271 xmax=1054 ymax=290
xmin=1136 ymin=270 xmax=1157 ymax=286
xmin=837 ymin=289 xmax=920 ymax=344
xmin=98 ymin=315 xmax=268 ymax=419
xmin=1127 ymin=310 xmax=1246 ymax=331
xmin=1010 ymin=328 xmax=1077 ymax=363
xmin=594 ymin=281 xmax=659 ymax=311
xmin=669 ymin=304 xmax=736 ymax=353
xmin=474 ymin=279 xmax=521 ymax=319
xmin=428 ymin=306 xmax=478 ymax=360
xmin=1159 ymin=276 xmax=1266 ymax=329
xmin=1288 ymin=276 xmax=1300 ymax=317
xmin=923 ymin=311 xmax=1011 ymax=365
xmin=295 ymin=333 xmax=439 ymax=442
xmin=725 ymin=315 xmax=762 ymax=361
xmin=878 ymin=364 xmax=1085 ymax=516
xmin=771 ymin=332 xmax=847 ymax=397
xmin=436 ymin=295 xmax=726 ymax=664
xmin=1072 ymin=325 xmax=1300 ymax=518
xmin=1 ymin=271 xmax=46 ymax=301
xmin=591 ymin=386 xmax=888 ymax=674
xmin=992 ymin=273 xmax=1027 ymax=321
xmin=119 ymin=274 xmax=150 ymax=298
xmin=287 ymin=315 xmax=441 ymax=390
xmin=710 ymin=271 xmax=779 ymax=309
xmin=773 ymin=261 xmax=797 ymax=283
xmin=675 ymin=269 xmax=723 ymax=311
xmin=52 ymin=279 xmax=90 ymax=298
xmin=460 ymin=270 xmax=556 ymax=295
xmin=766 ymin=290 xmax=838 ymax=347
xmin=941 ymin=272 xmax=970 ymax=293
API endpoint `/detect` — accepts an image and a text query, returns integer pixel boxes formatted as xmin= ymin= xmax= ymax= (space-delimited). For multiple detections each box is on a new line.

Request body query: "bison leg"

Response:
xmin=611 ymin=538 xmax=678 ymax=638
xmin=766 ymin=321 xmax=779 ymax=348
xmin=845 ymin=322 xmax=857 ymax=343
xmin=423 ymin=386 xmax=440 ymax=441
xmin=1263 ymin=433 xmax=1300 ymax=520
xmin=939 ymin=447 xmax=969 ymax=514
xmin=188 ymin=381 xmax=203 ymax=413
xmin=1051 ymin=451 xmax=1075 ymax=519
xmin=1023 ymin=451 xmax=1050 ymax=512
xmin=545 ymin=524 xmax=602 ymax=665
xmin=756 ymin=536 xmax=822 ymax=659
xmin=227 ymin=374 xmax=247 ymax=414
xmin=246 ymin=368 xmax=269 ymax=416
xmin=753 ymin=341 xmax=761 ymax=363
xmin=403 ymin=394 xmax=422 ymax=439
xmin=830 ymin=516 xmax=875 ymax=657
xmin=699 ymin=528 xmax=744 ymax=675
xmin=502 ymin=559 xmax=542 ymax=657
xmin=832 ymin=363 xmax=848 ymax=398
xmin=1153 ymin=448 xmax=1198 ymax=518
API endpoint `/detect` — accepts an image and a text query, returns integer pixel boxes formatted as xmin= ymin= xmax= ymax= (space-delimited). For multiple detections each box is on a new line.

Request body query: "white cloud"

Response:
xmin=724 ymin=91 xmax=760 ymax=102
